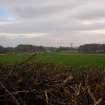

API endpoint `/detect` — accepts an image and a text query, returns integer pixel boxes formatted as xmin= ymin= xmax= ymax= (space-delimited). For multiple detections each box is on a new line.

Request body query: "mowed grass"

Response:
xmin=0 ymin=52 xmax=105 ymax=68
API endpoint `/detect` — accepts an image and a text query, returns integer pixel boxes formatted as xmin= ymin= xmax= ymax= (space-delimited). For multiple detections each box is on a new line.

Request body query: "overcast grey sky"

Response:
xmin=0 ymin=0 xmax=105 ymax=47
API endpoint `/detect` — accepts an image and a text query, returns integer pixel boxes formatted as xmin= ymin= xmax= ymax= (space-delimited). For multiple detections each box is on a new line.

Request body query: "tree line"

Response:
xmin=1 ymin=43 xmax=105 ymax=53
xmin=0 ymin=44 xmax=57 ymax=53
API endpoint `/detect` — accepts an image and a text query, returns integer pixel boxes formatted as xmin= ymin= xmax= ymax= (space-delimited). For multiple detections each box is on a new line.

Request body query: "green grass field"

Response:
xmin=0 ymin=52 xmax=105 ymax=68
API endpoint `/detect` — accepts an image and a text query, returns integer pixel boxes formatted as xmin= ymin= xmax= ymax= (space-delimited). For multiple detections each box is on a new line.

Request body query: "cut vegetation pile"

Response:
xmin=0 ymin=62 xmax=105 ymax=105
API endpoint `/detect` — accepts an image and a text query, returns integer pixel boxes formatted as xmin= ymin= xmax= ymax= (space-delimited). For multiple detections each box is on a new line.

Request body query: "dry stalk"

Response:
xmin=44 ymin=90 xmax=49 ymax=104
xmin=63 ymin=74 xmax=73 ymax=84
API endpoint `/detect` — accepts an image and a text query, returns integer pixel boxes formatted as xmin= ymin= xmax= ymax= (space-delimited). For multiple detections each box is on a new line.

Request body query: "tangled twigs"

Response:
xmin=0 ymin=81 xmax=20 ymax=105
xmin=88 ymin=88 xmax=102 ymax=105
xmin=0 ymin=63 xmax=105 ymax=105
xmin=0 ymin=89 xmax=37 ymax=98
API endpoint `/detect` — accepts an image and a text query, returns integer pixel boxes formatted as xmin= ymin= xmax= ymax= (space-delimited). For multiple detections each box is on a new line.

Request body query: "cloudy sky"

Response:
xmin=0 ymin=0 xmax=105 ymax=47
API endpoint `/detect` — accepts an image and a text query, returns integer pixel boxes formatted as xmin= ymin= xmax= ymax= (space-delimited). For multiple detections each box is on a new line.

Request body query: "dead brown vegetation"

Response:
xmin=0 ymin=63 xmax=105 ymax=105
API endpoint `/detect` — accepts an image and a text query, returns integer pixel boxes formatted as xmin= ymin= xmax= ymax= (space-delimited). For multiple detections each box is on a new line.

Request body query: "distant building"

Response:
xmin=79 ymin=44 xmax=105 ymax=53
